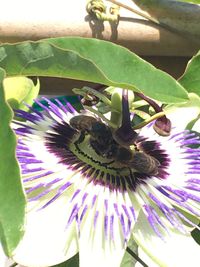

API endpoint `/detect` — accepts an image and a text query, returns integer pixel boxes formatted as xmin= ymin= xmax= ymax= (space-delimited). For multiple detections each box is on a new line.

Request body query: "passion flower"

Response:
xmin=11 ymin=91 xmax=200 ymax=267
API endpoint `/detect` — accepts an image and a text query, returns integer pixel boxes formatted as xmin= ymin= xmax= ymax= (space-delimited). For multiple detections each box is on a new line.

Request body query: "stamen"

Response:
xmin=113 ymin=89 xmax=137 ymax=146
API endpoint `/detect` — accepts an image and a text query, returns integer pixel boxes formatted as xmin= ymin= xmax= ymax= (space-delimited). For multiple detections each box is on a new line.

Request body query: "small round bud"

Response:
xmin=153 ymin=116 xmax=171 ymax=136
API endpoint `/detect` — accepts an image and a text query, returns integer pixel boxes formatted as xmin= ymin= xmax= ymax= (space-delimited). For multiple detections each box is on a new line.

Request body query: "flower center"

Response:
xmin=46 ymin=120 xmax=170 ymax=192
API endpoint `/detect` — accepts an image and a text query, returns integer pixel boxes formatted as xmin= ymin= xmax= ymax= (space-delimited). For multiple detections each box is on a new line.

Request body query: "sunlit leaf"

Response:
xmin=179 ymin=50 xmax=200 ymax=96
xmin=3 ymin=76 xmax=40 ymax=111
xmin=0 ymin=69 xmax=26 ymax=255
xmin=0 ymin=37 xmax=188 ymax=103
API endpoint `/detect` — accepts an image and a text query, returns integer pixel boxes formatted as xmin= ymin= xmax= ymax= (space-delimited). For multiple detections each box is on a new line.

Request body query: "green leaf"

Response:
xmin=52 ymin=254 xmax=79 ymax=267
xmin=179 ymin=50 xmax=200 ymax=96
xmin=0 ymin=69 xmax=26 ymax=255
xmin=176 ymin=0 xmax=200 ymax=3
xmin=0 ymin=37 xmax=188 ymax=103
xmin=3 ymin=76 xmax=40 ymax=111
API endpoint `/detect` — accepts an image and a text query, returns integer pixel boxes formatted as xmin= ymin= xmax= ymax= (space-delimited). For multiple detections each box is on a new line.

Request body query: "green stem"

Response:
xmin=135 ymin=92 xmax=162 ymax=113
xmin=133 ymin=111 xmax=165 ymax=129
xmin=132 ymin=109 xmax=151 ymax=120
xmin=126 ymin=246 xmax=149 ymax=267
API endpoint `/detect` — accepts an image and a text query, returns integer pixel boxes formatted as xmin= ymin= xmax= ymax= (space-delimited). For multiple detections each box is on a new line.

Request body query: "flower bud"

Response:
xmin=153 ymin=116 xmax=171 ymax=136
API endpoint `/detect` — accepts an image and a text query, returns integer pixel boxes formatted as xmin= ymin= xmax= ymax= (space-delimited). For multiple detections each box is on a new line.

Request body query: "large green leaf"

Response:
xmin=179 ymin=50 xmax=200 ymax=96
xmin=0 ymin=37 xmax=188 ymax=103
xmin=0 ymin=69 xmax=26 ymax=255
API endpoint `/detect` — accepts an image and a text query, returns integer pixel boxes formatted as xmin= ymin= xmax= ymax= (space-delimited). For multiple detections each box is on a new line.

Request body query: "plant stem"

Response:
xmin=133 ymin=111 xmax=165 ymax=130
xmin=135 ymin=92 xmax=162 ymax=113
xmin=126 ymin=246 xmax=149 ymax=267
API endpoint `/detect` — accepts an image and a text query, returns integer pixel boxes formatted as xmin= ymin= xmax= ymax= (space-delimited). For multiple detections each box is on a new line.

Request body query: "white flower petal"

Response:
xmin=76 ymin=184 xmax=140 ymax=267
xmin=78 ymin=203 xmax=126 ymax=267
xmin=133 ymin=211 xmax=200 ymax=267
xmin=13 ymin=193 xmax=78 ymax=267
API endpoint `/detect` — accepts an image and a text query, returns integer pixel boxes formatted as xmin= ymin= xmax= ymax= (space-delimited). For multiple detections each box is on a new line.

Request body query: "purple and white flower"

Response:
xmin=10 ymin=90 xmax=200 ymax=267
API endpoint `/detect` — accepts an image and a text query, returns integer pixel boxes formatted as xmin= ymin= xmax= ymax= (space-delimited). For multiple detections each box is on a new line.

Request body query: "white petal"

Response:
xmin=77 ymin=185 xmax=140 ymax=267
xmin=13 ymin=192 xmax=78 ymax=267
xmin=133 ymin=211 xmax=200 ymax=267
xmin=78 ymin=205 xmax=126 ymax=267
